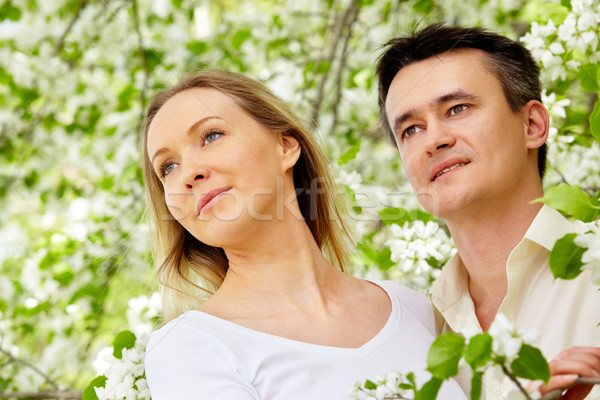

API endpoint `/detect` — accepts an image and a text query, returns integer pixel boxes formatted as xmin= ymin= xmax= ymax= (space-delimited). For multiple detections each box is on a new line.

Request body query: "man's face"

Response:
xmin=384 ymin=48 xmax=536 ymax=219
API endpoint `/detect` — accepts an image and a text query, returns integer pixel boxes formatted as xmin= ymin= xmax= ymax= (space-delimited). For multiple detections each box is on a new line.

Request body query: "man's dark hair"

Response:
xmin=376 ymin=23 xmax=547 ymax=179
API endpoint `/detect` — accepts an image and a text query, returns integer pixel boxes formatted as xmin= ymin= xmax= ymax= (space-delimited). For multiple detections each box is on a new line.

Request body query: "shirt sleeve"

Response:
xmin=144 ymin=319 xmax=260 ymax=400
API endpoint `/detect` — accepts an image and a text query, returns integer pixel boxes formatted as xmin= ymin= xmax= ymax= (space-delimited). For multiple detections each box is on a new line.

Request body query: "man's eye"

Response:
xmin=450 ymin=104 xmax=468 ymax=115
xmin=403 ymin=126 xmax=423 ymax=138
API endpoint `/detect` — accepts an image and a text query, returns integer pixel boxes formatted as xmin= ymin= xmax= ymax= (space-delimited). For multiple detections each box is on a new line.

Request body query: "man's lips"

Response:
xmin=197 ymin=187 xmax=232 ymax=216
xmin=430 ymin=159 xmax=470 ymax=181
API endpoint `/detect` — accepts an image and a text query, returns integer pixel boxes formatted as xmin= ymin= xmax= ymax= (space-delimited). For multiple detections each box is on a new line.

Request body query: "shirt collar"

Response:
xmin=428 ymin=205 xmax=580 ymax=312
xmin=429 ymin=253 xmax=468 ymax=312
xmin=523 ymin=205 xmax=584 ymax=251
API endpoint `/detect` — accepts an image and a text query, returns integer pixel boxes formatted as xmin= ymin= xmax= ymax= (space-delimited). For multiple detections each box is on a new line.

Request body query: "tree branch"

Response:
xmin=309 ymin=0 xmax=360 ymax=129
xmin=0 ymin=390 xmax=81 ymax=400
xmin=501 ymin=364 xmax=533 ymax=400
xmin=131 ymin=0 xmax=151 ymax=126
xmin=329 ymin=1 xmax=360 ymax=137
xmin=53 ymin=0 xmax=89 ymax=56
xmin=0 ymin=348 xmax=59 ymax=390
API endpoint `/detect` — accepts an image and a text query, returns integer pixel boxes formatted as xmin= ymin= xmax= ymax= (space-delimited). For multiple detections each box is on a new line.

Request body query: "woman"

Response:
xmin=141 ymin=70 xmax=466 ymax=399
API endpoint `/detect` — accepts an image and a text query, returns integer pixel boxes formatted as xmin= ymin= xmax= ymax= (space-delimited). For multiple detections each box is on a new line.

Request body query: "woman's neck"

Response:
xmin=203 ymin=218 xmax=348 ymax=317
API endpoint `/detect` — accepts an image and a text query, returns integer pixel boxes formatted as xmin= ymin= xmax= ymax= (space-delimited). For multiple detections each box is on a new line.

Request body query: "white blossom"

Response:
xmin=385 ymin=220 xmax=455 ymax=276
xmin=348 ymin=371 xmax=411 ymax=400
xmin=574 ymin=221 xmax=600 ymax=284
xmin=94 ymin=334 xmax=151 ymax=400
xmin=488 ymin=314 xmax=540 ymax=361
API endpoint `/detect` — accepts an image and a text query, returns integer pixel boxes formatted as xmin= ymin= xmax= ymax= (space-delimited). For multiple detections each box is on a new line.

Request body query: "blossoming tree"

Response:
xmin=0 ymin=0 xmax=598 ymax=399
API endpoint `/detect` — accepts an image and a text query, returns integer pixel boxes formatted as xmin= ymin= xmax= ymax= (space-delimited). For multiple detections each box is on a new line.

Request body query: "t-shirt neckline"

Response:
xmin=184 ymin=278 xmax=400 ymax=354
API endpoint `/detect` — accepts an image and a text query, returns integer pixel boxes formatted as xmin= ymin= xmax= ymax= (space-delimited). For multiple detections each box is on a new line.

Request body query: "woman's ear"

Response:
xmin=279 ymin=133 xmax=301 ymax=172
xmin=523 ymin=100 xmax=549 ymax=150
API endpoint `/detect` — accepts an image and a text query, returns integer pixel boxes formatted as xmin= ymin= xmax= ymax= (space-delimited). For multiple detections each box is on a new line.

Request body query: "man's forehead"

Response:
xmin=385 ymin=49 xmax=490 ymax=111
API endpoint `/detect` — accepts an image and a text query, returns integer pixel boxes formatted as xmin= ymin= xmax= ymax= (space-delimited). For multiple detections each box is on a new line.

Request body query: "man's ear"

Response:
xmin=278 ymin=133 xmax=301 ymax=172
xmin=523 ymin=100 xmax=549 ymax=150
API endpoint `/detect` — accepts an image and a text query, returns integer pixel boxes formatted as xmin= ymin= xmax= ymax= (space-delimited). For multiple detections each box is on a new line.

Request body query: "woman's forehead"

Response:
xmin=151 ymin=88 xmax=238 ymax=131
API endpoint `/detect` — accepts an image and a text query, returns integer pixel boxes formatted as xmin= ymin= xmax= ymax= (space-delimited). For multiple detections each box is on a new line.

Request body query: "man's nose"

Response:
xmin=424 ymin=121 xmax=456 ymax=155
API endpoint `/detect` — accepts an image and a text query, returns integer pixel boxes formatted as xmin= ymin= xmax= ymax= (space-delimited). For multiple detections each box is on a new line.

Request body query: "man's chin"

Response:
xmin=416 ymin=191 xmax=442 ymax=217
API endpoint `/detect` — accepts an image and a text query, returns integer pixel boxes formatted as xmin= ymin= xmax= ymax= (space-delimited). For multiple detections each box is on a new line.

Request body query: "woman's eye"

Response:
xmin=202 ymin=130 xmax=224 ymax=145
xmin=450 ymin=104 xmax=468 ymax=115
xmin=160 ymin=162 xmax=178 ymax=178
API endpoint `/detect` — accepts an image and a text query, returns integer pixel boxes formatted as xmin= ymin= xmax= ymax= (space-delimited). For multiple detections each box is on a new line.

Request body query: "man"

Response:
xmin=376 ymin=24 xmax=600 ymax=399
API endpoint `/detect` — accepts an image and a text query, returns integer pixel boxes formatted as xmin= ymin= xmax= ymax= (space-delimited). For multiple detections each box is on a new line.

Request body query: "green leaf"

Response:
xmin=364 ymin=379 xmax=377 ymax=390
xmin=427 ymin=332 xmax=465 ymax=379
xmin=317 ymin=60 xmax=330 ymax=74
xmin=351 ymin=68 xmax=373 ymax=89
xmin=510 ymin=344 xmax=551 ymax=382
xmin=113 ymin=330 xmax=136 ymax=359
xmin=533 ymin=183 xmax=599 ymax=222
xmin=376 ymin=247 xmax=395 ymax=271
xmin=426 ymin=256 xmax=441 ymax=268
xmin=378 ymin=207 xmax=436 ymax=225
xmin=187 ymin=41 xmax=208 ymax=54
xmin=0 ymin=2 xmax=22 ymax=21
xmin=231 ymin=29 xmax=252 ymax=49
xmin=378 ymin=207 xmax=411 ymax=225
xmin=470 ymin=371 xmax=483 ymax=400
xmin=412 ymin=0 xmax=434 ymax=13
xmin=577 ymin=64 xmax=600 ymax=92
xmin=406 ymin=372 xmax=417 ymax=387
xmin=338 ymin=141 xmax=361 ymax=165
xmin=82 ymin=375 xmax=107 ymax=400
xmin=415 ymin=377 xmax=443 ymax=400
xmin=464 ymin=333 xmax=493 ymax=369
xmin=590 ymin=100 xmax=600 ymax=143
xmin=549 ymin=233 xmax=585 ymax=280
xmin=357 ymin=241 xmax=377 ymax=262
xmin=522 ymin=2 xmax=569 ymax=24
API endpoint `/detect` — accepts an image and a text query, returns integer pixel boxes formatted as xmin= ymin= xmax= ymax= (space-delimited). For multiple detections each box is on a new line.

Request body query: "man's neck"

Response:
xmin=446 ymin=201 xmax=543 ymax=330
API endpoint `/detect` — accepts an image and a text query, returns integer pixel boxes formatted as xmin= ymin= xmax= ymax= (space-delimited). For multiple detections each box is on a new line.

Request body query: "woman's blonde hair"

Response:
xmin=143 ymin=70 xmax=352 ymax=321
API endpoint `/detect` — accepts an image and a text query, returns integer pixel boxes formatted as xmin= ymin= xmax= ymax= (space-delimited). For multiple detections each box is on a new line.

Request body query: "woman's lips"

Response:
xmin=197 ymin=187 xmax=232 ymax=216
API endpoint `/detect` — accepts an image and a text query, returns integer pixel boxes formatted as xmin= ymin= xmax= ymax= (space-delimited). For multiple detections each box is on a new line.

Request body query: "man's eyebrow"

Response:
xmin=392 ymin=90 xmax=479 ymax=135
xmin=434 ymin=90 xmax=479 ymax=107
xmin=150 ymin=115 xmax=225 ymax=163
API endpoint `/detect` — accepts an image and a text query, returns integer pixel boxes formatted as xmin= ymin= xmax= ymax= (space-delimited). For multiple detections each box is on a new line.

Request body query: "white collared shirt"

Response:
xmin=430 ymin=205 xmax=600 ymax=399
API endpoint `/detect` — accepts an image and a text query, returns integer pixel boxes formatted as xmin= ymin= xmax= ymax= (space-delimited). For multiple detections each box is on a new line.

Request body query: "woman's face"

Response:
xmin=146 ymin=88 xmax=300 ymax=248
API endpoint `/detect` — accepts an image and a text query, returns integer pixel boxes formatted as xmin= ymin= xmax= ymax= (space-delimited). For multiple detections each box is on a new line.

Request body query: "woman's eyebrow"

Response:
xmin=185 ymin=115 xmax=225 ymax=137
xmin=150 ymin=115 xmax=226 ymax=163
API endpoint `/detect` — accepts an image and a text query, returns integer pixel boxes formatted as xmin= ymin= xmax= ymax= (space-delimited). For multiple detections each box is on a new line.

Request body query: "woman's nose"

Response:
xmin=182 ymin=161 xmax=210 ymax=189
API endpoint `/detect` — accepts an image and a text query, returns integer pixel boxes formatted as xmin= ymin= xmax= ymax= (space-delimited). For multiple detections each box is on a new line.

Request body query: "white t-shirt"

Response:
xmin=145 ymin=280 xmax=466 ymax=400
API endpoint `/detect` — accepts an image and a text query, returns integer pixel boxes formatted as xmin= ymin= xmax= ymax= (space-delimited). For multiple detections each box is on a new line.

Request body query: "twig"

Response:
xmin=0 ymin=348 xmax=59 ymax=390
xmin=501 ymin=364 xmax=533 ymax=400
xmin=541 ymin=377 xmax=600 ymax=400
xmin=550 ymin=165 xmax=570 ymax=185
xmin=0 ymin=390 xmax=81 ymax=399
xmin=309 ymin=0 xmax=360 ymax=129
xmin=328 ymin=1 xmax=360 ymax=137
xmin=53 ymin=0 xmax=89 ymax=56
xmin=131 ymin=0 xmax=151 ymax=125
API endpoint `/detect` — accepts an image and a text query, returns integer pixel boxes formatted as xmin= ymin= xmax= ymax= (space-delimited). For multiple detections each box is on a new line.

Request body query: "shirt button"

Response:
xmin=494 ymin=386 xmax=504 ymax=395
